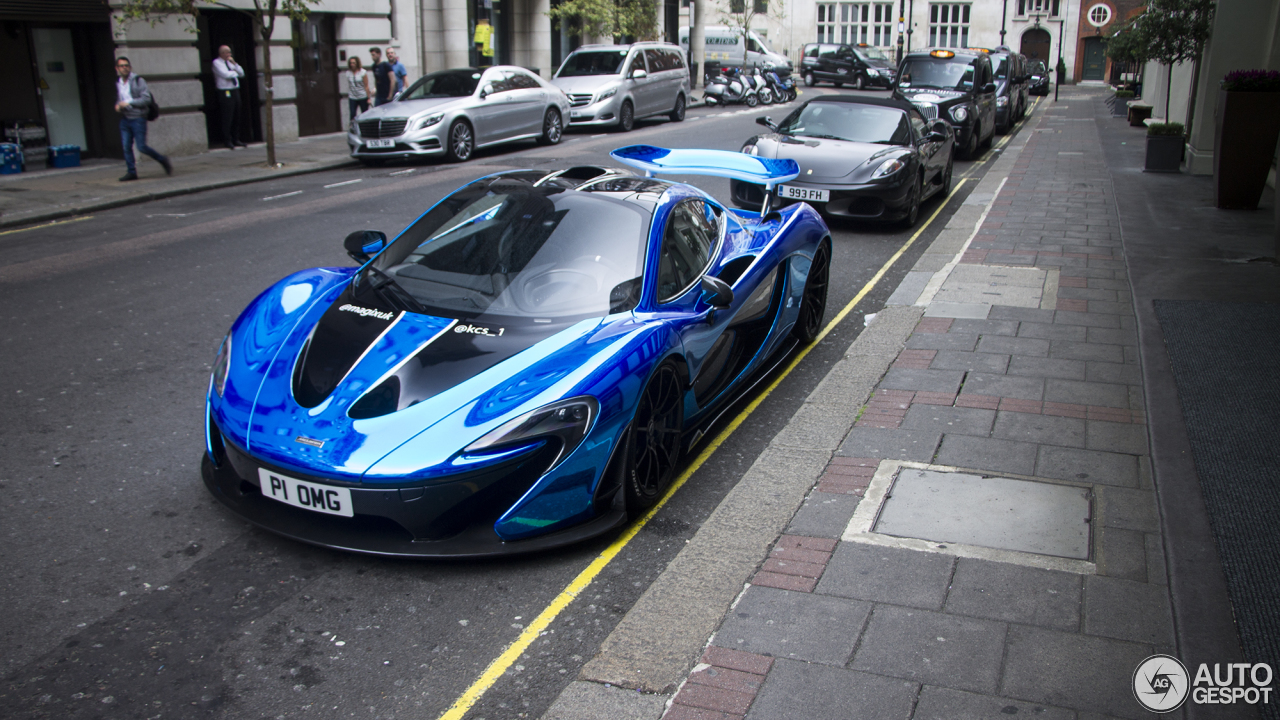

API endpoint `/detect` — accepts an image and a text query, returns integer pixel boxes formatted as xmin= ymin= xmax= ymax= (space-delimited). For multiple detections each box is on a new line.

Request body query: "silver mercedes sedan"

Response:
xmin=347 ymin=66 xmax=572 ymax=164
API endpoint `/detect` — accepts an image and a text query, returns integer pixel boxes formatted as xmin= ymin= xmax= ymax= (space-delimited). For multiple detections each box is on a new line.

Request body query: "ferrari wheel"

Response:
xmin=445 ymin=120 xmax=474 ymax=163
xmin=618 ymin=100 xmax=635 ymax=132
xmin=624 ymin=362 xmax=684 ymax=514
xmin=902 ymin=174 xmax=922 ymax=228
xmin=794 ymin=240 xmax=830 ymax=344
xmin=537 ymin=108 xmax=563 ymax=145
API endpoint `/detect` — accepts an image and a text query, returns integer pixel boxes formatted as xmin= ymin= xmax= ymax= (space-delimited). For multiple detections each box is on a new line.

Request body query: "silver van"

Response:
xmin=551 ymin=43 xmax=691 ymax=132
xmin=678 ymin=25 xmax=792 ymax=71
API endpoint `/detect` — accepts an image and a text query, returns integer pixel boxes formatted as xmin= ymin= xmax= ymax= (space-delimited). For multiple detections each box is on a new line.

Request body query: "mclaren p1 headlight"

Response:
xmin=211 ymin=333 xmax=232 ymax=398
xmin=413 ymin=112 xmax=445 ymax=131
xmin=463 ymin=396 xmax=599 ymax=470
xmin=872 ymin=157 xmax=907 ymax=179
xmin=950 ymin=105 xmax=970 ymax=122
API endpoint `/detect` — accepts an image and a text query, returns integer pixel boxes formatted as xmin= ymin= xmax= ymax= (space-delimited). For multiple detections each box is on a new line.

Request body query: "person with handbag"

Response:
xmin=345 ymin=56 xmax=372 ymax=120
xmin=114 ymin=56 xmax=171 ymax=182
xmin=212 ymin=45 xmax=247 ymax=150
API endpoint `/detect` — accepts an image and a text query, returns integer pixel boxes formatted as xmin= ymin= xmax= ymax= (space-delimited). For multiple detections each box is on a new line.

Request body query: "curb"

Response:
xmin=0 ymin=157 xmax=359 ymax=230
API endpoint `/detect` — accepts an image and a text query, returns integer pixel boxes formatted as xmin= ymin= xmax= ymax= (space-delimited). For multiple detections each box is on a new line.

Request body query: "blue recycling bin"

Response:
xmin=0 ymin=143 xmax=23 ymax=174
xmin=47 ymin=144 xmax=81 ymax=168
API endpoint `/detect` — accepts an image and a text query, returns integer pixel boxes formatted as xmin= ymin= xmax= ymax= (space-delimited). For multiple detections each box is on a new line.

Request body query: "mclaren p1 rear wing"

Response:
xmin=610 ymin=145 xmax=800 ymax=216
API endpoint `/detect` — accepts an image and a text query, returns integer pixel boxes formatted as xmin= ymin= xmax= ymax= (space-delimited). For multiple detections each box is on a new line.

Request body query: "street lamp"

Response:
xmin=896 ymin=0 xmax=905 ymax=63
xmin=907 ymin=0 xmax=914 ymax=52
xmin=999 ymin=0 xmax=1007 ymax=45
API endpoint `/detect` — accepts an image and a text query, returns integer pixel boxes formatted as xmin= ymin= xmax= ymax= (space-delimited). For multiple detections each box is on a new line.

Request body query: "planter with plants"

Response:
xmin=1145 ymin=122 xmax=1184 ymax=172
xmin=1214 ymin=69 xmax=1280 ymax=209
xmin=1112 ymin=89 xmax=1135 ymax=117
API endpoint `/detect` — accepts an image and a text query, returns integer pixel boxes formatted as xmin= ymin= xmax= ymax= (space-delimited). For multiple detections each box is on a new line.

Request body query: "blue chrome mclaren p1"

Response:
xmin=202 ymin=146 xmax=832 ymax=557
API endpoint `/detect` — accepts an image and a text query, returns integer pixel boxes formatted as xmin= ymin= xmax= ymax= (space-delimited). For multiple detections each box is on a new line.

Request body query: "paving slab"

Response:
xmin=1086 ymin=421 xmax=1149 ymax=455
xmin=933 ymin=434 xmax=1040 ymax=476
xmin=1083 ymin=575 xmax=1175 ymax=645
xmin=1037 ymin=445 xmax=1139 ymax=487
xmin=1097 ymin=526 xmax=1149 ymax=582
xmin=977 ymin=335 xmax=1051 ymax=357
xmin=1007 ymin=355 xmax=1088 ymax=380
xmin=836 ymin=428 xmax=942 ymax=462
xmin=944 ymin=558 xmax=1082 ymax=631
xmin=850 ymin=605 xmax=1007 ymax=694
xmin=992 ymin=411 xmax=1087 ymax=448
xmin=744 ymin=659 xmax=919 ymax=720
xmin=786 ymin=492 xmax=861 ymax=539
xmin=913 ymin=685 xmax=1077 ymax=720
xmin=711 ymin=586 xmax=870 ymax=665
xmin=961 ymin=373 xmax=1046 ymax=400
xmin=815 ymin=543 xmax=954 ymax=610
xmin=540 ymin=681 xmax=667 ymax=720
xmin=930 ymin=350 xmax=1011 ymax=373
xmin=1001 ymin=625 xmax=1155 ymax=720
xmin=874 ymin=469 xmax=1091 ymax=559
xmin=924 ymin=302 xmax=993 ymax=319
xmin=900 ymin=405 xmax=997 ymax=436
xmin=877 ymin=367 xmax=966 ymax=394
xmin=1098 ymin=487 xmax=1160 ymax=533
xmin=1018 ymin=321 xmax=1089 ymax=341
xmin=906 ymin=332 xmax=981 ymax=351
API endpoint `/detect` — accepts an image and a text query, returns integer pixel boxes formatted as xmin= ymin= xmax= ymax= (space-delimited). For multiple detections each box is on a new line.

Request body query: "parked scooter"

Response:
xmin=763 ymin=62 xmax=797 ymax=103
xmin=704 ymin=66 xmax=759 ymax=107
xmin=746 ymin=67 xmax=774 ymax=105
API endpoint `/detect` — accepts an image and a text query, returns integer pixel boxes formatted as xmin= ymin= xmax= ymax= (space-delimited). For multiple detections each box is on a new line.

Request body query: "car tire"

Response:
xmin=793 ymin=240 xmax=831 ymax=344
xmin=617 ymin=100 xmax=635 ymax=132
xmin=855 ymin=74 xmax=866 ymax=91
xmin=670 ymin=94 xmax=686 ymax=122
xmin=902 ymin=174 xmax=922 ymax=228
xmin=963 ymin=125 xmax=979 ymax=159
xmin=623 ymin=361 xmax=684 ymax=516
xmin=537 ymin=108 xmax=563 ymax=146
xmin=981 ymin=125 xmax=994 ymax=149
xmin=803 ymin=72 xmax=815 ymax=87
xmin=939 ymin=153 xmax=954 ymax=197
xmin=445 ymin=120 xmax=474 ymax=163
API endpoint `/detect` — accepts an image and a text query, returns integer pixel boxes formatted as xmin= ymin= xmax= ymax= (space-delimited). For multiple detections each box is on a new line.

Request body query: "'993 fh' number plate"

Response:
xmin=258 ymin=468 xmax=353 ymax=517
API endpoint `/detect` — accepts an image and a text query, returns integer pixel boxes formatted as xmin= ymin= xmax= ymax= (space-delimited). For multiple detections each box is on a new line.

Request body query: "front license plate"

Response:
xmin=780 ymin=185 xmax=830 ymax=202
xmin=258 ymin=468 xmax=354 ymax=517
xmin=570 ymin=111 xmax=585 ymax=119
xmin=365 ymin=138 xmax=395 ymax=149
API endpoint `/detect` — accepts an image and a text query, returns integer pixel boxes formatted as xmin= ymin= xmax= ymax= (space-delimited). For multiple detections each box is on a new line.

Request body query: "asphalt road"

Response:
xmin=0 ymin=90 xmax=1011 ymax=720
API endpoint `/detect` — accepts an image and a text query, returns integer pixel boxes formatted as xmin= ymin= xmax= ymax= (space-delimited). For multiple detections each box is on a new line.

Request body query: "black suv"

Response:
xmin=893 ymin=48 xmax=996 ymax=159
xmin=801 ymin=42 xmax=897 ymax=90
xmin=990 ymin=48 xmax=1030 ymax=132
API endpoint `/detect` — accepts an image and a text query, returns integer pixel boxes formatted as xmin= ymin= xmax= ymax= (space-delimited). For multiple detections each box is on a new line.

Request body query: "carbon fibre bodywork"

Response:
xmin=202 ymin=150 xmax=830 ymax=557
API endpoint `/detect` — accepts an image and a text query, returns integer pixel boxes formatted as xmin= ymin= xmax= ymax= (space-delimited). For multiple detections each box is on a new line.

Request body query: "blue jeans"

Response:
xmin=348 ymin=98 xmax=369 ymax=120
xmin=119 ymin=116 xmax=165 ymax=175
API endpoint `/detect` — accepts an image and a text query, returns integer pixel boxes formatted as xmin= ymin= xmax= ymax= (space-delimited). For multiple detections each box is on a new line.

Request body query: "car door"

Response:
xmin=908 ymin=107 xmax=942 ymax=182
xmin=505 ymin=69 xmax=548 ymax=136
xmin=471 ymin=69 xmax=515 ymax=143
xmin=834 ymin=45 xmax=857 ymax=84
xmin=976 ymin=59 xmax=997 ymax=139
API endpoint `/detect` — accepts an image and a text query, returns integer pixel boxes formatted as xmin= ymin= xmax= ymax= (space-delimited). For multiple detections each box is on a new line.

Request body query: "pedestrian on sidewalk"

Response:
xmin=386 ymin=47 xmax=409 ymax=98
xmin=212 ymin=45 xmax=247 ymax=150
xmin=369 ymin=48 xmax=394 ymax=106
xmin=345 ymin=56 xmax=372 ymax=120
xmin=113 ymin=56 xmax=171 ymax=182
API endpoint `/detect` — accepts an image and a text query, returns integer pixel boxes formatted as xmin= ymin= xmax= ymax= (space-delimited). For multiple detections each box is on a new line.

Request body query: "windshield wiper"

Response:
xmin=360 ymin=265 xmax=429 ymax=315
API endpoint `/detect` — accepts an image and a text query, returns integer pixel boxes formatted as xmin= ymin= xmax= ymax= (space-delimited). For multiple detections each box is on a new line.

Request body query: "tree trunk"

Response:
xmin=258 ymin=10 xmax=277 ymax=166
xmin=1164 ymin=64 xmax=1172 ymax=123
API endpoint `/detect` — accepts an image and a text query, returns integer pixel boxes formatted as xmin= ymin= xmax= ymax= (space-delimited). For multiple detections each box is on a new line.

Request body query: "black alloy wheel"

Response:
xmin=794 ymin=240 xmax=831 ymax=344
xmin=537 ymin=108 xmax=563 ymax=145
xmin=902 ymin=173 xmax=922 ymax=228
xmin=855 ymin=74 xmax=866 ymax=90
xmin=618 ymin=100 xmax=635 ymax=132
xmin=670 ymin=94 xmax=686 ymax=122
xmin=445 ymin=120 xmax=474 ymax=162
xmin=624 ymin=362 xmax=684 ymax=514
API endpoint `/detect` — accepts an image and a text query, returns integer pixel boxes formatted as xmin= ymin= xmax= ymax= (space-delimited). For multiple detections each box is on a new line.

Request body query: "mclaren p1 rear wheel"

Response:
xmin=794 ymin=240 xmax=831 ymax=344
xmin=624 ymin=362 xmax=684 ymax=515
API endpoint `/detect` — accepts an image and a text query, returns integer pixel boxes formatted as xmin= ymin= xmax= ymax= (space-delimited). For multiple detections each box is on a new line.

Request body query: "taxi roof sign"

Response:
xmin=930 ymin=49 xmax=956 ymax=58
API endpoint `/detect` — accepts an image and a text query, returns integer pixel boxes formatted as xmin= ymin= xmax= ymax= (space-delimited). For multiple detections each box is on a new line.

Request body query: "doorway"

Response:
xmin=294 ymin=14 xmax=341 ymax=136
xmin=196 ymin=10 xmax=262 ymax=148
xmin=1081 ymin=36 xmax=1106 ymax=81
xmin=1020 ymin=27 xmax=1051 ymax=65
xmin=31 ymin=28 xmax=86 ymax=149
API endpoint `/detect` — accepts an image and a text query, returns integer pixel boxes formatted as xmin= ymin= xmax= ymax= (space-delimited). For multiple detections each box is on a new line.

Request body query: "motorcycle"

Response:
xmin=747 ymin=67 xmax=774 ymax=105
xmin=763 ymin=63 xmax=797 ymax=103
xmin=704 ymin=66 xmax=759 ymax=107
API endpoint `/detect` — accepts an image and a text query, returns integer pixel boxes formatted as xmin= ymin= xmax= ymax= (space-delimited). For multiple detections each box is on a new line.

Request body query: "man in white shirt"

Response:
xmin=213 ymin=45 xmax=247 ymax=150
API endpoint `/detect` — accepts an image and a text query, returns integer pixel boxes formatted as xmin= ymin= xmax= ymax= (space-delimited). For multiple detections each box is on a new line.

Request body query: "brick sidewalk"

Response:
xmin=659 ymin=91 xmax=1181 ymax=720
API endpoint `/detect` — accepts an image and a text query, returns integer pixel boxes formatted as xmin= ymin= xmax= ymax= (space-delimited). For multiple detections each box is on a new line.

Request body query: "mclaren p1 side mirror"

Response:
xmin=756 ymin=116 xmax=776 ymax=130
xmin=344 ymin=230 xmax=387 ymax=263
xmin=700 ymin=275 xmax=734 ymax=310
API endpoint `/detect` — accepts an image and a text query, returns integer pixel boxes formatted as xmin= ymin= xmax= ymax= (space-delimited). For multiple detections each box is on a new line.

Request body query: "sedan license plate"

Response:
xmin=780 ymin=185 xmax=829 ymax=202
xmin=365 ymin=138 xmax=395 ymax=149
xmin=258 ymin=468 xmax=354 ymax=517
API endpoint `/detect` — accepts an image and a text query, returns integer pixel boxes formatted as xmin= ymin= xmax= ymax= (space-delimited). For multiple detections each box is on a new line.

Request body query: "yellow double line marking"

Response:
xmin=0 ymin=215 xmax=93 ymax=236
xmin=436 ymin=176 xmax=971 ymax=720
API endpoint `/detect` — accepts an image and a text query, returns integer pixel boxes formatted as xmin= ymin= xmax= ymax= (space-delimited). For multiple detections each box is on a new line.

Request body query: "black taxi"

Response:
xmin=892 ymin=48 xmax=996 ymax=159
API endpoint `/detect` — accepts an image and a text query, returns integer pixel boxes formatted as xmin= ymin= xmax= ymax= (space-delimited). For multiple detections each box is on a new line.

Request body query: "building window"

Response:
xmin=1016 ymin=0 xmax=1060 ymax=16
xmin=929 ymin=4 xmax=970 ymax=48
xmin=1087 ymin=3 xmax=1112 ymax=27
xmin=730 ymin=0 xmax=769 ymax=13
xmin=815 ymin=3 xmax=894 ymax=46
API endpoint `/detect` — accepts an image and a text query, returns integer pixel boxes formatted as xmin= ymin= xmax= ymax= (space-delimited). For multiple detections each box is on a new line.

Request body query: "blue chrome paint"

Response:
xmin=611 ymin=145 xmax=800 ymax=191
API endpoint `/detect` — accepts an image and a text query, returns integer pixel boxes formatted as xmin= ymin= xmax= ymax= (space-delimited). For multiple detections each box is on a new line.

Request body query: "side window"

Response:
xmin=665 ymin=49 xmax=686 ymax=69
xmin=838 ymin=45 xmax=854 ymax=59
xmin=485 ymin=71 xmax=512 ymax=94
xmin=658 ymin=199 xmax=719 ymax=303
xmin=645 ymin=48 xmax=665 ymax=72
xmin=819 ymin=45 xmax=839 ymax=60
xmin=805 ymin=45 xmax=819 ymax=58
xmin=628 ymin=51 xmax=647 ymax=75
xmin=508 ymin=71 xmax=539 ymax=90
xmin=979 ymin=61 xmax=992 ymax=86
xmin=908 ymin=109 xmax=928 ymax=139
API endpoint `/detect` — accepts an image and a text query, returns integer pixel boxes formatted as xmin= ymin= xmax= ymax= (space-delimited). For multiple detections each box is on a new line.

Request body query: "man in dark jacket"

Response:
xmin=114 ymin=56 xmax=172 ymax=181
xmin=370 ymin=47 xmax=394 ymax=106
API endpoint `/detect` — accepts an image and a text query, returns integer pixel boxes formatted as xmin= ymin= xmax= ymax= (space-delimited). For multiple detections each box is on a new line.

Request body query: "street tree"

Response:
xmin=546 ymin=0 xmax=657 ymax=42
xmin=117 ymin=0 xmax=322 ymax=167
xmin=1131 ymin=0 xmax=1214 ymax=129
xmin=718 ymin=0 xmax=785 ymax=69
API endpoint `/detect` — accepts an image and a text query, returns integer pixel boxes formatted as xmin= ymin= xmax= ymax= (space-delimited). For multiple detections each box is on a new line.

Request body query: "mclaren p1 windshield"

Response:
xmin=369 ymin=178 xmax=651 ymax=318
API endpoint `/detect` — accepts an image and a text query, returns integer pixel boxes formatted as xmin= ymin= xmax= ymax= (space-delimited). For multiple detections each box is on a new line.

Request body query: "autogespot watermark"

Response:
xmin=1133 ymin=655 xmax=1274 ymax=713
